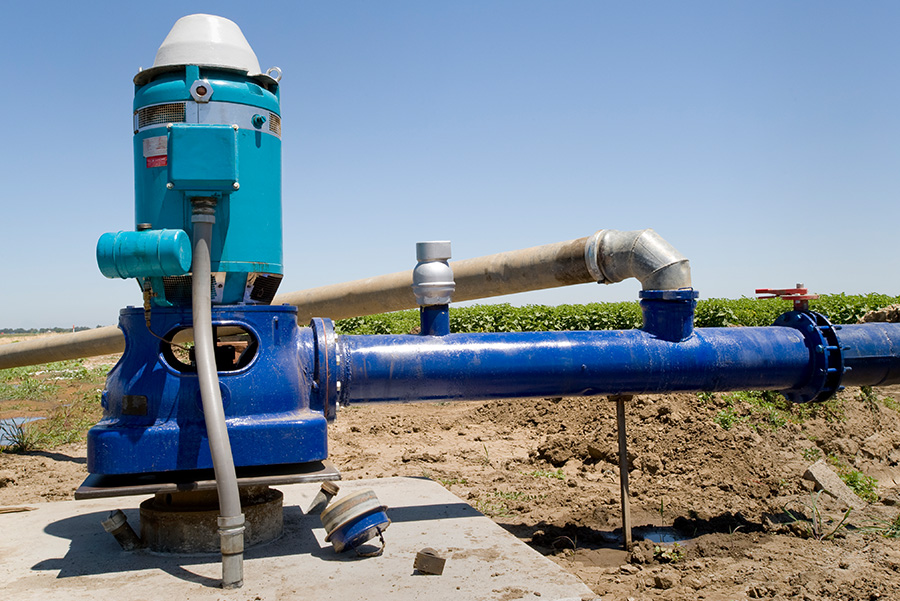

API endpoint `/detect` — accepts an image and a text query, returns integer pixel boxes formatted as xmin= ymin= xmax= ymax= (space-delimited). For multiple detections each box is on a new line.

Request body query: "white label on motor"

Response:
xmin=142 ymin=136 xmax=168 ymax=158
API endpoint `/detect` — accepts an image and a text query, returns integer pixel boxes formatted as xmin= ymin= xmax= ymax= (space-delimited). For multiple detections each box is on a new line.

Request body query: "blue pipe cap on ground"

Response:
xmin=97 ymin=229 xmax=192 ymax=279
xmin=320 ymin=489 xmax=391 ymax=554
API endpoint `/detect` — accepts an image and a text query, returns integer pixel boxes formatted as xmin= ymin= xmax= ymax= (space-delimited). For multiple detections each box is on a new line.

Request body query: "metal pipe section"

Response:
xmin=338 ymin=328 xmax=812 ymax=402
xmin=335 ymin=322 xmax=900 ymax=404
xmin=834 ymin=323 xmax=900 ymax=387
xmin=191 ymin=201 xmax=244 ymax=589
xmin=276 ymin=229 xmax=691 ymax=323
xmin=588 ymin=229 xmax=691 ymax=290
xmin=0 ymin=326 xmax=125 ymax=369
xmin=0 ymin=229 xmax=689 ymax=369
xmin=275 ymin=238 xmax=586 ymax=322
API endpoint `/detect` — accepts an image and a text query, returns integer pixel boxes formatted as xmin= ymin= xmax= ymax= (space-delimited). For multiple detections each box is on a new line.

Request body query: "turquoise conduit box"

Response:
xmin=167 ymin=124 xmax=238 ymax=191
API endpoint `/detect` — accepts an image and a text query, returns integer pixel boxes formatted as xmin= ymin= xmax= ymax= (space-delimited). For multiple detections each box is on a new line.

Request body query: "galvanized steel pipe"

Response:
xmin=0 ymin=326 xmax=125 ymax=369
xmin=277 ymin=229 xmax=691 ymax=323
xmin=587 ymin=229 xmax=692 ymax=290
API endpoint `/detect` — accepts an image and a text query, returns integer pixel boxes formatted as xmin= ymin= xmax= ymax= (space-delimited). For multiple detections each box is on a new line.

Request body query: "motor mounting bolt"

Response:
xmin=233 ymin=182 xmax=240 ymax=190
xmin=166 ymin=183 xmax=174 ymax=189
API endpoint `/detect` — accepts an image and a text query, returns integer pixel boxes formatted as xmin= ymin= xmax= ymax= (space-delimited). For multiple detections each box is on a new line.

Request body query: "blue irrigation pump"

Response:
xmin=86 ymin=9 xmax=900 ymax=502
xmin=82 ymin=13 xmax=900 ymax=586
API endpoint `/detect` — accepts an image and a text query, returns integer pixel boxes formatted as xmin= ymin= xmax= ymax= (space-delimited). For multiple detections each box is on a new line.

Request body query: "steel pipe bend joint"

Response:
xmin=586 ymin=229 xmax=692 ymax=290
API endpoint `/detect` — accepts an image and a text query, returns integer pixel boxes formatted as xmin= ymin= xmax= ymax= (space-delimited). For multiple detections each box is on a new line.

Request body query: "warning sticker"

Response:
xmin=143 ymin=135 xmax=168 ymax=167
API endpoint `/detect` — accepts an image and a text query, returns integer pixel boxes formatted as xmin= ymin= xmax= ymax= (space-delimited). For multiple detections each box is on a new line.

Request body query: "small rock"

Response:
xmin=748 ymin=584 xmax=775 ymax=599
xmin=629 ymin=541 xmax=654 ymax=564
xmin=802 ymin=459 xmax=866 ymax=509
xmin=587 ymin=444 xmax=607 ymax=462
xmin=834 ymin=438 xmax=860 ymax=457
xmin=653 ymin=570 xmax=681 ymax=590
xmin=620 ymin=564 xmax=639 ymax=575
xmin=861 ymin=432 xmax=894 ymax=459
xmin=639 ymin=453 xmax=664 ymax=475
xmin=682 ymin=575 xmax=706 ymax=590
xmin=881 ymin=491 xmax=900 ymax=506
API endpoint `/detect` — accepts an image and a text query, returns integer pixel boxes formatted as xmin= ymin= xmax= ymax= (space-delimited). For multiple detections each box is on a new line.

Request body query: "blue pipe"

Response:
xmin=338 ymin=327 xmax=809 ymax=402
xmin=836 ymin=323 xmax=900 ymax=386
xmin=419 ymin=305 xmax=451 ymax=336
xmin=333 ymin=322 xmax=900 ymax=405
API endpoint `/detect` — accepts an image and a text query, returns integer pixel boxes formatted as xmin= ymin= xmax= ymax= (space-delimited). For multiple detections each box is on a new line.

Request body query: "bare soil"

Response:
xmin=3 ymin=360 xmax=900 ymax=599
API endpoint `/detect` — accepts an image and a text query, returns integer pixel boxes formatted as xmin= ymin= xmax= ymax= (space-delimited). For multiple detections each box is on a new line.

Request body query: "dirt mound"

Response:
xmin=4 ymin=387 xmax=900 ymax=598
xmin=860 ymin=304 xmax=900 ymax=323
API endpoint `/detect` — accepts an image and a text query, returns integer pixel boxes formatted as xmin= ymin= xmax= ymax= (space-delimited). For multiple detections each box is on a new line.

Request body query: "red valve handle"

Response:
xmin=755 ymin=285 xmax=818 ymax=311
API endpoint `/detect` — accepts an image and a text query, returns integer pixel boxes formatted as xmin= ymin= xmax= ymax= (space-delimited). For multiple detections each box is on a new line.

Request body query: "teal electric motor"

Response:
xmin=89 ymin=16 xmax=332 ymax=478
xmin=98 ymin=15 xmax=284 ymax=305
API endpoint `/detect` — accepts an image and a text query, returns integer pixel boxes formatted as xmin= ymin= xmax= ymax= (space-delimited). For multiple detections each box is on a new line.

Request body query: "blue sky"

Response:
xmin=2 ymin=2 xmax=899 ymax=328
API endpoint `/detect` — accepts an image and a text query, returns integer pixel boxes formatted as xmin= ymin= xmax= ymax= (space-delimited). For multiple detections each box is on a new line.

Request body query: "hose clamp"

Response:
xmin=584 ymin=230 xmax=607 ymax=283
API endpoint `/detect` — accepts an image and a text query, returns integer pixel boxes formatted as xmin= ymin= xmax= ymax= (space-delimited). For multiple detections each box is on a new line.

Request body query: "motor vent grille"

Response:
xmin=161 ymin=275 xmax=193 ymax=305
xmin=269 ymin=113 xmax=281 ymax=137
xmin=137 ymin=103 xmax=186 ymax=130
xmin=248 ymin=274 xmax=283 ymax=304
xmin=161 ymin=275 xmax=218 ymax=305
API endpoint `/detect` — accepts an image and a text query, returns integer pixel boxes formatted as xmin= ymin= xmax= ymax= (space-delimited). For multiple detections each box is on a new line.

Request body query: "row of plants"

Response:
xmin=335 ymin=293 xmax=900 ymax=335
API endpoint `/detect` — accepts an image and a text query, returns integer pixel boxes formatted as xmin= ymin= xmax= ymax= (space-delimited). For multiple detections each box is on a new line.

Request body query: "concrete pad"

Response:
xmin=0 ymin=477 xmax=594 ymax=600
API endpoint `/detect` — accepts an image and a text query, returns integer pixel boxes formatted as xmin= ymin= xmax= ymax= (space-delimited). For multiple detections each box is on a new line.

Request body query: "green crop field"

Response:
xmin=334 ymin=293 xmax=900 ymax=335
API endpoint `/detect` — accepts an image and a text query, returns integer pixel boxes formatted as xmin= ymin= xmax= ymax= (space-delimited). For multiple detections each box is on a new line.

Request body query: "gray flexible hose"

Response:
xmin=191 ymin=202 xmax=244 ymax=588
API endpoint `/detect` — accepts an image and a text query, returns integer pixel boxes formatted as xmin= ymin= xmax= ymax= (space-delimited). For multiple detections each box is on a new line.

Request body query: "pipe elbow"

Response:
xmin=585 ymin=229 xmax=692 ymax=290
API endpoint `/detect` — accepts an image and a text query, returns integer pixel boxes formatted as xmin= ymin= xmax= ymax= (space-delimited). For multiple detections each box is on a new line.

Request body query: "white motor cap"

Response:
xmin=136 ymin=14 xmax=262 ymax=83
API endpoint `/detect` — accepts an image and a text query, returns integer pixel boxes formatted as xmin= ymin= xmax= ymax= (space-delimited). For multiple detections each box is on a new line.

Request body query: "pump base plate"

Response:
xmin=74 ymin=460 xmax=340 ymax=500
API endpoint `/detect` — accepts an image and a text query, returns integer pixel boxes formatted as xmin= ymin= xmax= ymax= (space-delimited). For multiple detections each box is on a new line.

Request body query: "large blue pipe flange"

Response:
xmin=309 ymin=318 xmax=339 ymax=420
xmin=772 ymin=310 xmax=846 ymax=403
xmin=639 ymin=288 xmax=699 ymax=342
